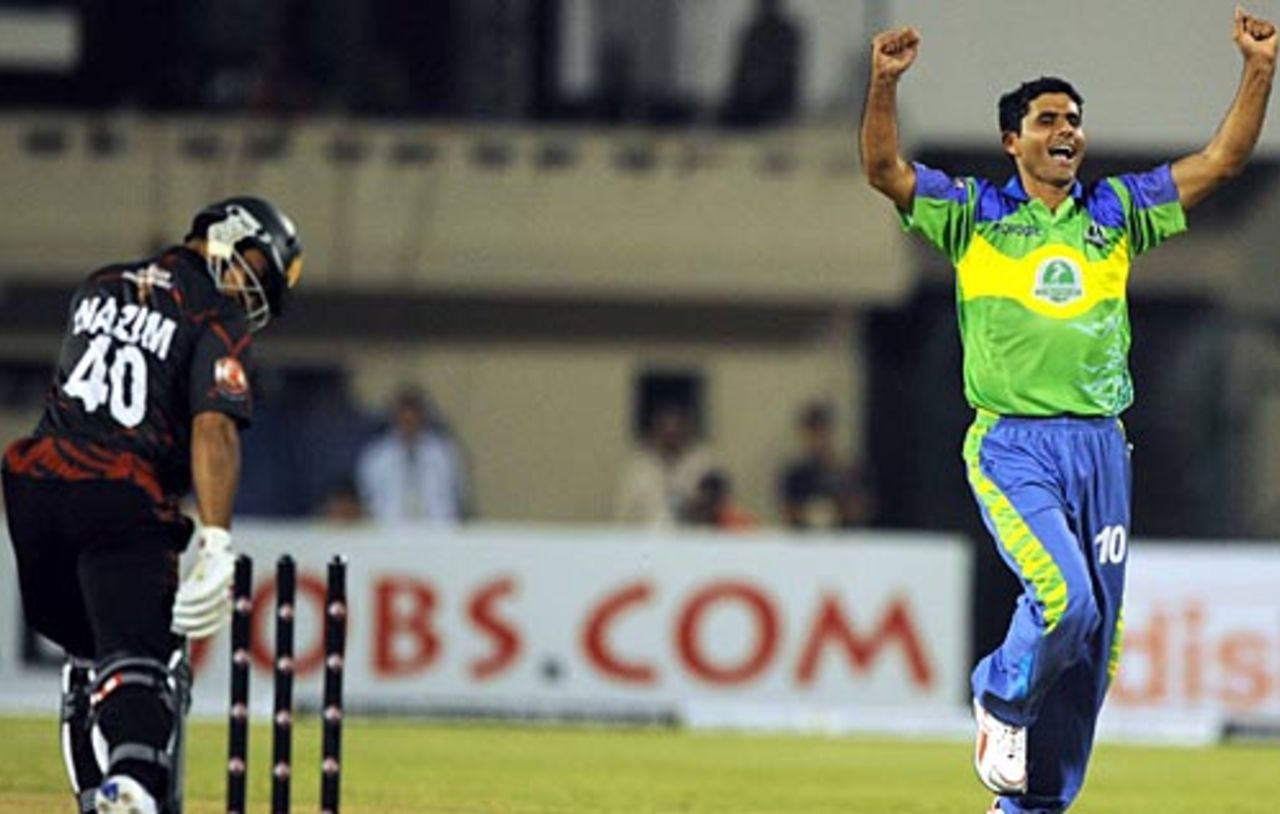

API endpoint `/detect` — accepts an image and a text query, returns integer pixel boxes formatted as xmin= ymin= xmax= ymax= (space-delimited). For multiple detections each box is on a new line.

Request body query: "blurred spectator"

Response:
xmin=778 ymin=402 xmax=875 ymax=529
xmin=179 ymin=0 xmax=371 ymax=113
xmin=356 ymin=385 xmax=468 ymax=525
xmin=684 ymin=469 xmax=758 ymax=531
xmin=719 ymin=0 xmax=803 ymax=128
xmin=614 ymin=402 xmax=714 ymax=528
xmin=831 ymin=463 xmax=877 ymax=529
xmin=581 ymin=0 xmax=693 ymax=126
xmin=592 ymin=37 xmax=639 ymax=123
xmin=318 ymin=477 xmax=366 ymax=523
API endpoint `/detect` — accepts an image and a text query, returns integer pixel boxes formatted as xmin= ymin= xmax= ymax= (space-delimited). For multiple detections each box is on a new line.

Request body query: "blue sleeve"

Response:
xmin=899 ymin=162 xmax=978 ymax=264
xmin=1106 ymin=164 xmax=1187 ymax=257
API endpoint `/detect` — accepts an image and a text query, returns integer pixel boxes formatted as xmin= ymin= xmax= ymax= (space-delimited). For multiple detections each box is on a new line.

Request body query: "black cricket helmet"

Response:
xmin=187 ymin=196 xmax=303 ymax=331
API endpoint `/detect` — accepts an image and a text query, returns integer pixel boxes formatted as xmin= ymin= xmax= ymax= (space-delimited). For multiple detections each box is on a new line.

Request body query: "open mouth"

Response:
xmin=1048 ymin=144 xmax=1077 ymax=163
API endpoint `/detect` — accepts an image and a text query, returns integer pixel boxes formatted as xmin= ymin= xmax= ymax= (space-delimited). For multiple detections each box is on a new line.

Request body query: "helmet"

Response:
xmin=187 ymin=196 xmax=303 ymax=332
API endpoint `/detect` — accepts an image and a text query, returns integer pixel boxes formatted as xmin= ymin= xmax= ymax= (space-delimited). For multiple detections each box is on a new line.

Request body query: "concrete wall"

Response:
xmin=0 ymin=117 xmax=911 ymax=306
xmin=266 ymin=311 xmax=863 ymax=524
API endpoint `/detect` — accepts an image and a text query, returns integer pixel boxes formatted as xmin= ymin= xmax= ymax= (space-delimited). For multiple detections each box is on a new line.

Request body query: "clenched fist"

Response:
xmin=1235 ymin=6 xmax=1277 ymax=67
xmin=871 ymin=27 xmax=921 ymax=81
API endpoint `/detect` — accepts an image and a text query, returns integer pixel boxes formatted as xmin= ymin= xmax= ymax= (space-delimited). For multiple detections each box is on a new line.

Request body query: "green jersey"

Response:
xmin=902 ymin=163 xmax=1187 ymax=416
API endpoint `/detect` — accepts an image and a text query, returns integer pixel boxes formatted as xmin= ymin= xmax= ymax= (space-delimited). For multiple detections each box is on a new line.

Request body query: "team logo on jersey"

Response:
xmin=1084 ymin=223 xmax=1109 ymax=249
xmin=1033 ymin=257 xmax=1084 ymax=305
xmin=123 ymin=263 xmax=173 ymax=290
xmin=214 ymin=357 xmax=250 ymax=400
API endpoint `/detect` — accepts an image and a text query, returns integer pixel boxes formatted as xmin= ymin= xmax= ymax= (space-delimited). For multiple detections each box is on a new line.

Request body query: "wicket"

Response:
xmin=226 ymin=554 xmax=348 ymax=814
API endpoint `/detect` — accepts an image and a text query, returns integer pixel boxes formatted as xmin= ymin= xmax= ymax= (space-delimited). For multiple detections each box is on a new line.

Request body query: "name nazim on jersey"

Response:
xmin=72 ymin=295 xmax=177 ymax=361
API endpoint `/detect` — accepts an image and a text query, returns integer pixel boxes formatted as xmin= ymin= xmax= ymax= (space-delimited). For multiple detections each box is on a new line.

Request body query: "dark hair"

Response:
xmin=391 ymin=384 xmax=449 ymax=433
xmin=698 ymin=469 xmax=731 ymax=501
xmin=799 ymin=401 xmax=833 ymax=431
xmin=998 ymin=77 xmax=1083 ymax=135
xmin=392 ymin=385 xmax=428 ymax=416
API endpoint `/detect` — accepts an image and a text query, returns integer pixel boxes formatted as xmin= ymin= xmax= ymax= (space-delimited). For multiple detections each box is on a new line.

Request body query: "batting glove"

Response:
xmin=171 ymin=527 xmax=235 ymax=639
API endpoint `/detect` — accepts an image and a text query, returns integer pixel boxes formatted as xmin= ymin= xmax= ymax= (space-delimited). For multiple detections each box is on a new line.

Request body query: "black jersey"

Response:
xmin=6 ymin=247 xmax=254 ymax=503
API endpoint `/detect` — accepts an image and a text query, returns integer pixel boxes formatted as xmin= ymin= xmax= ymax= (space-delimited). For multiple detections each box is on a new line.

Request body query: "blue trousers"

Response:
xmin=964 ymin=412 xmax=1130 ymax=814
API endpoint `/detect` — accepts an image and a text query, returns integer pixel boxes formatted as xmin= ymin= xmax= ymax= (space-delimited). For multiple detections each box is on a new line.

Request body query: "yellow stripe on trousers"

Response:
xmin=1107 ymin=609 xmax=1125 ymax=683
xmin=964 ymin=411 xmax=1069 ymax=634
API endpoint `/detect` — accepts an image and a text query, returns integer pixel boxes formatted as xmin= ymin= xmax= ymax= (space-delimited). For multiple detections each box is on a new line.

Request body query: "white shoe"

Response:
xmin=93 ymin=774 xmax=158 ymax=814
xmin=973 ymin=698 xmax=1028 ymax=794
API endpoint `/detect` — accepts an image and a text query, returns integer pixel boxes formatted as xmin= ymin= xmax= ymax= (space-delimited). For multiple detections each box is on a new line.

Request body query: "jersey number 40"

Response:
xmin=63 ymin=335 xmax=147 ymax=428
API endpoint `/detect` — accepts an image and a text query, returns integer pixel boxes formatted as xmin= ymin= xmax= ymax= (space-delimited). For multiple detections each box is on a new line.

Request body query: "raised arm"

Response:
xmin=860 ymin=27 xmax=921 ymax=211
xmin=1171 ymin=7 xmax=1276 ymax=210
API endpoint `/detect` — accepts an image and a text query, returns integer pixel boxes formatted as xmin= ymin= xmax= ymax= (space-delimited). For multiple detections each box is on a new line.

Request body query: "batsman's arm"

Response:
xmin=1172 ymin=7 xmax=1277 ymax=210
xmin=191 ymin=410 xmax=240 ymax=530
xmin=173 ymin=410 xmax=239 ymax=638
xmin=860 ymin=27 xmax=921 ymax=211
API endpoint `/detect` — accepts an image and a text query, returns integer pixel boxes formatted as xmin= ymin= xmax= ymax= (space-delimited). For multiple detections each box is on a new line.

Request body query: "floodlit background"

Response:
xmin=1 ymin=0 xmax=1278 ymax=781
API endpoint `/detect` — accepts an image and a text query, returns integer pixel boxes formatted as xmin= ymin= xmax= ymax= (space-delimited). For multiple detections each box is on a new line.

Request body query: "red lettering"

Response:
xmin=678 ymin=582 xmax=777 ymax=685
xmin=374 ymin=576 xmax=441 ymax=676
xmin=1218 ymin=632 xmax=1270 ymax=708
xmin=794 ymin=594 xmax=933 ymax=686
xmin=468 ymin=577 xmax=521 ymax=680
xmin=581 ymin=581 xmax=656 ymax=684
xmin=1183 ymin=601 xmax=1205 ymax=702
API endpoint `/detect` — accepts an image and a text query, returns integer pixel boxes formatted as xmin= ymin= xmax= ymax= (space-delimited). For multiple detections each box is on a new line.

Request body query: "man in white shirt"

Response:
xmin=356 ymin=387 xmax=468 ymax=525
xmin=614 ymin=402 xmax=714 ymax=528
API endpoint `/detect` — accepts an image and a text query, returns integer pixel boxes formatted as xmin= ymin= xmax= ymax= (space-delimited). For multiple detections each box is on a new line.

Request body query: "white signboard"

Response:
xmin=1103 ymin=542 xmax=1280 ymax=738
xmin=0 ymin=525 xmax=970 ymax=732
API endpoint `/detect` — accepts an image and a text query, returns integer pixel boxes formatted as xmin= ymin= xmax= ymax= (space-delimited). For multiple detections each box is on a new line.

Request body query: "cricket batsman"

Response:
xmin=3 ymin=197 xmax=302 ymax=813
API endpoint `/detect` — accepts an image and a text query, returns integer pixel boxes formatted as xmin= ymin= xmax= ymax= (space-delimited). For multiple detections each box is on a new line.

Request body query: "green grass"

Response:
xmin=0 ymin=715 xmax=1275 ymax=813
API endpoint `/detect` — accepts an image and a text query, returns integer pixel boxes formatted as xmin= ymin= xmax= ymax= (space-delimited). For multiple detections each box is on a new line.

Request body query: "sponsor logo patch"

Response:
xmin=214 ymin=357 xmax=250 ymax=400
xmin=1032 ymin=257 xmax=1084 ymax=305
xmin=991 ymin=222 xmax=1042 ymax=238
